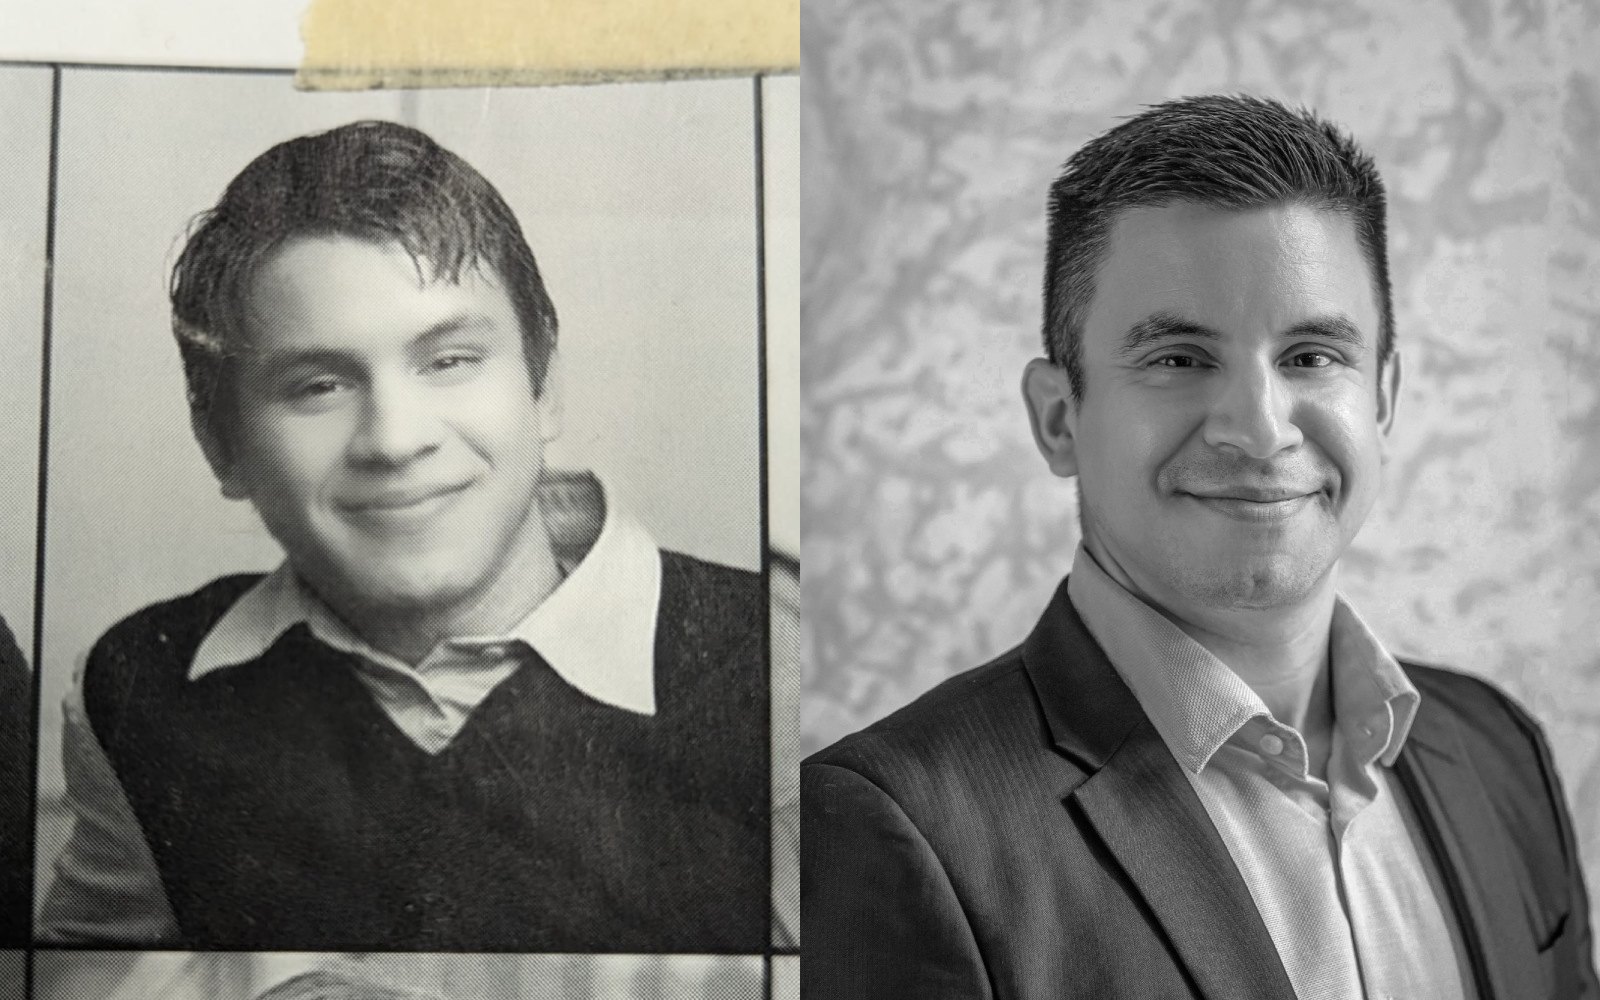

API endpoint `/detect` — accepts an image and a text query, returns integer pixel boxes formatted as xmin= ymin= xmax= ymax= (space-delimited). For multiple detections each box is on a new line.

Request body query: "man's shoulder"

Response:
xmin=660 ymin=549 xmax=760 ymax=597
xmin=658 ymin=550 xmax=763 ymax=629
xmin=653 ymin=551 xmax=765 ymax=698
xmin=88 ymin=574 xmax=265 ymax=679
xmin=1399 ymin=658 xmax=1568 ymax=831
xmin=805 ymin=645 xmax=1048 ymax=793
xmin=1400 ymin=657 xmax=1547 ymax=746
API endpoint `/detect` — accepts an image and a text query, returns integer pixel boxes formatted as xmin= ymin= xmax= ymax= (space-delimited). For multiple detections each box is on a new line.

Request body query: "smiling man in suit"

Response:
xmin=803 ymin=95 xmax=1597 ymax=999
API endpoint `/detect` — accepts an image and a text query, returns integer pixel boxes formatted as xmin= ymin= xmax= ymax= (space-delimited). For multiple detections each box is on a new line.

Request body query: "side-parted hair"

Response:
xmin=1043 ymin=94 xmax=1394 ymax=400
xmin=171 ymin=120 xmax=559 ymax=436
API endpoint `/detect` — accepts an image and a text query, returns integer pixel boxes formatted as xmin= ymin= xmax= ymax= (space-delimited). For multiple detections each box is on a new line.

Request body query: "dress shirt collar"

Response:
xmin=189 ymin=470 xmax=663 ymax=716
xmin=1066 ymin=544 xmax=1419 ymax=774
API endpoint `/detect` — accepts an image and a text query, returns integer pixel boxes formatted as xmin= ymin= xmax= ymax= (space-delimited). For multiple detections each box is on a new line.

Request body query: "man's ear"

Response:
xmin=536 ymin=351 xmax=563 ymax=443
xmin=190 ymin=409 xmax=249 ymax=501
xmin=1021 ymin=359 xmax=1081 ymax=479
xmin=1376 ymin=349 xmax=1402 ymax=460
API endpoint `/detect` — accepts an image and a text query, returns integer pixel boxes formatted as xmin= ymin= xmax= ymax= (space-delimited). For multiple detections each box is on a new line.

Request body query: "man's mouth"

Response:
xmin=1188 ymin=486 xmax=1314 ymax=503
xmin=340 ymin=481 xmax=473 ymax=516
xmin=1181 ymin=487 xmax=1319 ymax=522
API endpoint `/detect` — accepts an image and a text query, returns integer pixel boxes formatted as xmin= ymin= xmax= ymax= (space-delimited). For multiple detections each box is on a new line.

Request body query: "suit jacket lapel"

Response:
xmin=1023 ymin=579 xmax=1297 ymax=1000
xmin=1396 ymin=694 xmax=1541 ymax=1000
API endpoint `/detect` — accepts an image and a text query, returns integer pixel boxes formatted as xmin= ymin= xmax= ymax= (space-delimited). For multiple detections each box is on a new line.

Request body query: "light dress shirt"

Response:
xmin=1068 ymin=545 xmax=1478 ymax=1000
xmin=39 ymin=474 xmax=663 ymax=943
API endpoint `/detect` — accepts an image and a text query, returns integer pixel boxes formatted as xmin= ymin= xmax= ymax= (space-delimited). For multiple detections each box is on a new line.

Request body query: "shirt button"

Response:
xmin=1259 ymin=734 xmax=1284 ymax=756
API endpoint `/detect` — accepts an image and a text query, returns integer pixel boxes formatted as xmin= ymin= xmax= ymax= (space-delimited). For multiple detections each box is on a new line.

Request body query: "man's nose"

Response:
xmin=346 ymin=378 xmax=445 ymax=467
xmin=1201 ymin=360 xmax=1303 ymax=460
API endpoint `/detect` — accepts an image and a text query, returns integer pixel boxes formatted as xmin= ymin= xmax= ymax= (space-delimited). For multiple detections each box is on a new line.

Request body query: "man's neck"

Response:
xmin=1085 ymin=540 xmax=1338 ymax=776
xmin=1165 ymin=600 xmax=1332 ymax=728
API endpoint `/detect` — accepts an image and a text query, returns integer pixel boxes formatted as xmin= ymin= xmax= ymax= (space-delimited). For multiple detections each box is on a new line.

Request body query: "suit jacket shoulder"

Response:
xmin=1396 ymin=657 xmax=1595 ymax=998
xmin=802 ymin=650 xmax=1042 ymax=1000
xmin=805 ymin=645 xmax=1061 ymax=808
xmin=1401 ymin=659 xmax=1575 ymax=868
xmin=1404 ymin=658 xmax=1556 ymax=766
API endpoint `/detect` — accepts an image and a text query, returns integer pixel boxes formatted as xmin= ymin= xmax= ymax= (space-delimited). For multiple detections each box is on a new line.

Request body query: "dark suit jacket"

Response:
xmin=803 ymin=577 xmax=1598 ymax=999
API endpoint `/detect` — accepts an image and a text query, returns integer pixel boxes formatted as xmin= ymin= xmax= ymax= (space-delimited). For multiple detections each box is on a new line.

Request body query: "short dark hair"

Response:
xmin=1042 ymin=94 xmax=1393 ymax=400
xmin=171 ymin=120 xmax=559 ymax=434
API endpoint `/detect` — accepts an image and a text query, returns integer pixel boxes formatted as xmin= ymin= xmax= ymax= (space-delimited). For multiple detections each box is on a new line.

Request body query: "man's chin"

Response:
xmin=314 ymin=561 xmax=482 ymax=623
xmin=1179 ymin=558 xmax=1329 ymax=611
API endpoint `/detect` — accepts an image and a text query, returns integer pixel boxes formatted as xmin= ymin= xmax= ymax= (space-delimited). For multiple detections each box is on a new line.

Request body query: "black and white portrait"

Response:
xmin=801 ymin=2 xmax=1600 ymax=998
xmin=15 ymin=67 xmax=784 ymax=958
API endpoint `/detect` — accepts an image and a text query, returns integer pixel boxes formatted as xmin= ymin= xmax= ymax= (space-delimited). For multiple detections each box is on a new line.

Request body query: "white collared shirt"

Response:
xmin=1067 ymin=544 xmax=1476 ymax=1000
xmin=189 ymin=504 xmax=661 ymax=753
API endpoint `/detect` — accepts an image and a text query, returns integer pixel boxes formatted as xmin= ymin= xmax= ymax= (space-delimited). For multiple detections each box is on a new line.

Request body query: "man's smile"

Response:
xmin=336 ymin=479 xmax=477 ymax=531
xmin=1180 ymin=491 xmax=1317 ymax=523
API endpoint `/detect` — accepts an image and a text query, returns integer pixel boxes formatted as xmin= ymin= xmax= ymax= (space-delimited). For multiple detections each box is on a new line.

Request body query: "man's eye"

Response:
xmin=289 ymin=377 xmax=347 ymax=399
xmin=427 ymin=353 xmax=482 ymax=374
xmin=1289 ymin=352 xmax=1334 ymax=368
xmin=1152 ymin=355 xmax=1202 ymax=369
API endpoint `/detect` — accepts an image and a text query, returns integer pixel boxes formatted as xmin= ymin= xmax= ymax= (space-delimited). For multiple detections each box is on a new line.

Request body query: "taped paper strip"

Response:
xmin=298 ymin=0 xmax=799 ymax=89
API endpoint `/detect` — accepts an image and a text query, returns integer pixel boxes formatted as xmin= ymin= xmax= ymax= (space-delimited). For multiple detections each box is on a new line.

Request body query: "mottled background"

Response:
xmin=802 ymin=0 xmax=1600 ymax=941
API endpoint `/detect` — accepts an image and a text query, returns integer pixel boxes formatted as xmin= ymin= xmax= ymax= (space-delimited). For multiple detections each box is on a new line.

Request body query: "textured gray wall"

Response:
xmin=801 ymin=0 xmax=1600 ymax=935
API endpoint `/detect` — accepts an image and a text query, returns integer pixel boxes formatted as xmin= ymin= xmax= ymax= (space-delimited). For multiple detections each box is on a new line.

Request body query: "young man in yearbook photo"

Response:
xmin=804 ymin=96 xmax=1598 ymax=998
xmin=40 ymin=120 xmax=767 ymax=952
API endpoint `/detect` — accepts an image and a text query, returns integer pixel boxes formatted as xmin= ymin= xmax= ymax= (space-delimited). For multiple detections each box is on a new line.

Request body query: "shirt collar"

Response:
xmin=188 ymin=470 xmax=663 ymax=716
xmin=1066 ymin=544 xmax=1419 ymax=774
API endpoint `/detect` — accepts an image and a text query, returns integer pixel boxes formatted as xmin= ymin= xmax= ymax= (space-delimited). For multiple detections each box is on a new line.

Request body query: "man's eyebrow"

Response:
xmin=1282 ymin=315 xmax=1368 ymax=352
xmin=1114 ymin=312 xmax=1371 ymax=358
xmin=1115 ymin=313 xmax=1221 ymax=359
xmin=410 ymin=312 xmax=497 ymax=350
xmin=247 ymin=346 xmax=358 ymax=377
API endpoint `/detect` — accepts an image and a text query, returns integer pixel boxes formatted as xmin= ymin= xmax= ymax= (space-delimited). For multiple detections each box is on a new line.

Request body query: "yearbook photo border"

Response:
xmin=3 ymin=56 xmax=796 ymax=999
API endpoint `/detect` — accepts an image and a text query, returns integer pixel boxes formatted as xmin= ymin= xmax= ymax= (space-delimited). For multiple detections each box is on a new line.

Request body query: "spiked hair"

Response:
xmin=1042 ymin=94 xmax=1393 ymax=399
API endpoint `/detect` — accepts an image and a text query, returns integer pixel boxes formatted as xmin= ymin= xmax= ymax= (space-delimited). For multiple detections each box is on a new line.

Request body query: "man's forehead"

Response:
xmin=1103 ymin=200 xmax=1361 ymax=267
xmin=253 ymin=232 xmax=498 ymax=291
xmin=1085 ymin=201 xmax=1380 ymax=346
xmin=238 ymin=235 xmax=514 ymax=348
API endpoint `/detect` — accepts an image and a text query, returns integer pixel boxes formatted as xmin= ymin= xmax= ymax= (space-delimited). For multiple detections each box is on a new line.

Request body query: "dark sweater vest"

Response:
xmin=83 ymin=552 xmax=768 ymax=952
